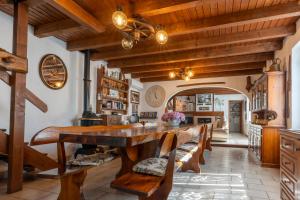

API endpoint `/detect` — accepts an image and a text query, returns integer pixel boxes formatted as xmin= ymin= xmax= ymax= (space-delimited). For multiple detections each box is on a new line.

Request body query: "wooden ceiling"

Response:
xmin=1 ymin=0 xmax=299 ymax=82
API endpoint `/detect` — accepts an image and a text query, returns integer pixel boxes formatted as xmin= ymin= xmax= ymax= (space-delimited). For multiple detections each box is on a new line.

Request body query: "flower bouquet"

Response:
xmin=161 ymin=112 xmax=185 ymax=127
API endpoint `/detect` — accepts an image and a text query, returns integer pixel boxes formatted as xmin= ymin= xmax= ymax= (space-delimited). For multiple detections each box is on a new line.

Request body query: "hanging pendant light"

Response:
xmin=121 ymin=38 xmax=134 ymax=49
xmin=187 ymin=68 xmax=193 ymax=77
xmin=156 ymin=26 xmax=168 ymax=45
xmin=184 ymin=75 xmax=190 ymax=81
xmin=169 ymin=71 xmax=176 ymax=79
xmin=112 ymin=6 xmax=128 ymax=30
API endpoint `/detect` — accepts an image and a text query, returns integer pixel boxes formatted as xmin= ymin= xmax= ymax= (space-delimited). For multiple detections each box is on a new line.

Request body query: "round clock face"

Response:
xmin=145 ymin=85 xmax=166 ymax=108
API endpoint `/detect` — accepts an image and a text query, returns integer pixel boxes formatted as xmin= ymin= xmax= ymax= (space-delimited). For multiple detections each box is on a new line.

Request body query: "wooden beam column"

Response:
xmin=7 ymin=0 xmax=28 ymax=193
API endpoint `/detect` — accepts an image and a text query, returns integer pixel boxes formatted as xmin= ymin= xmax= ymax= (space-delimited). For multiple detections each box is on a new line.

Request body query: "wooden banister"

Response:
xmin=0 ymin=130 xmax=8 ymax=155
xmin=0 ymin=48 xmax=27 ymax=73
xmin=24 ymin=89 xmax=48 ymax=112
xmin=0 ymin=70 xmax=48 ymax=113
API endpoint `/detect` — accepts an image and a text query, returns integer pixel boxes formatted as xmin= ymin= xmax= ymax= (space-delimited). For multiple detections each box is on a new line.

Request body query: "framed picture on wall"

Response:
xmin=130 ymin=90 xmax=140 ymax=104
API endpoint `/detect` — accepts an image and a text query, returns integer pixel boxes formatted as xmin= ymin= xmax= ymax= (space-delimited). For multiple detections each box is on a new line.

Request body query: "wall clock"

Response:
xmin=145 ymin=85 xmax=166 ymax=108
xmin=39 ymin=54 xmax=68 ymax=90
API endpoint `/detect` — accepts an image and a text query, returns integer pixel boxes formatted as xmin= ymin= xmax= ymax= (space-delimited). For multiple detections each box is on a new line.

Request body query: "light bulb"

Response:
xmin=55 ymin=82 xmax=62 ymax=88
xmin=112 ymin=10 xmax=127 ymax=29
xmin=156 ymin=30 xmax=168 ymax=45
xmin=187 ymin=69 xmax=193 ymax=77
xmin=169 ymin=71 xmax=176 ymax=78
xmin=184 ymin=76 xmax=190 ymax=81
xmin=121 ymin=38 xmax=134 ymax=49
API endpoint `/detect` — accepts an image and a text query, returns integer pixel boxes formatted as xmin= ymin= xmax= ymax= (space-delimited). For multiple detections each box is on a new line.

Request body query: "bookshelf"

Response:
xmin=96 ymin=66 xmax=129 ymax=114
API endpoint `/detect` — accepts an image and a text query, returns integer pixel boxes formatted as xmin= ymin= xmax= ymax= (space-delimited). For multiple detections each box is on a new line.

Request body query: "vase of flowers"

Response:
xmin=161 ymin=112 xmax=185 ymax=127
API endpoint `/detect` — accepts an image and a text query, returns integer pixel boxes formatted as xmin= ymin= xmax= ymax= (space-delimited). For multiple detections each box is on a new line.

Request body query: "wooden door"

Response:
xmin=229 ymin=101 xmax=243 ymax=133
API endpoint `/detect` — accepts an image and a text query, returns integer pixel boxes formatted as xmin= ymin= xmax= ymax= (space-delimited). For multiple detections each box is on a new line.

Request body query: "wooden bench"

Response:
xmin=111 ymin=132 xmax=177 ymax=200
xmin=29 ymin=124 xmax=139 ymax=200
xmin=175 ymin=124 xmax=208 ymax=173
xmin=205 ymin=124 xmax=214 ymax=152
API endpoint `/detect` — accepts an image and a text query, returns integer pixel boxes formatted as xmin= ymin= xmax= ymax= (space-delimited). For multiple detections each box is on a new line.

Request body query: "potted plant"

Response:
xmin=161 ymin=112 xmax=185 ymax=127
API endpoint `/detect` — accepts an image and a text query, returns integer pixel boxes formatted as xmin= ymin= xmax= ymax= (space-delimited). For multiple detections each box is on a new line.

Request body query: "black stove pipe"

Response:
xmin=83 ymin=50 xmax=91 ymax=115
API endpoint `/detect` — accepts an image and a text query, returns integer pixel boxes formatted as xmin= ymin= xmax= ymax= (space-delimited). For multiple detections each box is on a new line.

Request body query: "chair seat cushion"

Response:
xmin=178 ymin=143 xmax=198 ymax=153
xmin=133 ymin=158 xmax=168 ymax=177
xmin=176 ymin=149 xmax=192 ymax=162
xmin=68 ymin=153 xmax=114 ymax=166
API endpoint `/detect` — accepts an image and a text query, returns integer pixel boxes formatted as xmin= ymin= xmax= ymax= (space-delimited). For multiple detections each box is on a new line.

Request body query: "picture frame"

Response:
xmin=130 ymin=90 xmax=140 ymax=104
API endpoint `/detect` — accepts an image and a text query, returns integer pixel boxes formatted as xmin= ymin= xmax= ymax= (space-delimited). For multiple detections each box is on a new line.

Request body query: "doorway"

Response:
xmin=228 ymin=100 xmax=243 ymax=133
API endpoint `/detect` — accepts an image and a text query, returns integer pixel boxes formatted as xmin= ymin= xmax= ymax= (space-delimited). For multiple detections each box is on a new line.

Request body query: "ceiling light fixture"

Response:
xmin=169 ymin=67 xmax=194 ymax=81
xmin=112 ymin=6 xmax=128 ymax=29
xmin=121 ymin=37 xmax=134 ymax=49
xmin=112 ymin=6 xmax=168 ymax=49
xmin=156 ymin=28 xmax=168 ymax=45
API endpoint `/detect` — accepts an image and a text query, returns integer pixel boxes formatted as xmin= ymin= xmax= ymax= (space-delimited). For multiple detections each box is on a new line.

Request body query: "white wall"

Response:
xmin=139 ymin=75 xmax=260 ymax=123
xmin=0 ymin=11 xmax=86 ymax=157
xmin=275 ymin=19 xmax=300 ymax=129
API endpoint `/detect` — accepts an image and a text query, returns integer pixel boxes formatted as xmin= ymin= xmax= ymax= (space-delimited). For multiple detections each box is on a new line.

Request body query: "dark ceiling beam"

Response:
xmin=93 ymin=25 xmax=294 ymax=60
xmin=67 ymin=1 xmax=300 ymax=51
xmin=136 ymin=0 xmax=217 ymax=17
xmin=131 ymin=62 xmax=265 ymax=78
xmin=140 ymin=68 xmax=263 ymax=82
xmin=46 ymin=0 xmax=105 ymax=33
xmin=105 ymin=40 xmax=281 ymax=67
xmin=34 ymin=19 xmax=79 ymax=38
xmin=25 ymin=0 xmax=45 ymax=7
xmin=122 ymin=53 xmax=273 ymax=74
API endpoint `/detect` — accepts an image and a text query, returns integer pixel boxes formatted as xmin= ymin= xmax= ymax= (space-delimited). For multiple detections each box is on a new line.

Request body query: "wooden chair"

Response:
xmin=176 ymin=125 xmax=207 ymax=172
xmin=111 ymin=132 xmax=177 ymax=200
xmin=205 ymin=124 xmax=214 ymax=151
xmin=199 ymin=124 xmax=208 ymax=164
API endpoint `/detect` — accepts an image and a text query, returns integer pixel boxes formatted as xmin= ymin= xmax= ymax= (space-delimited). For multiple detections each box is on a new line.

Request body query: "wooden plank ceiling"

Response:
xmin=0 ymin=0 xmax=299 ymax=82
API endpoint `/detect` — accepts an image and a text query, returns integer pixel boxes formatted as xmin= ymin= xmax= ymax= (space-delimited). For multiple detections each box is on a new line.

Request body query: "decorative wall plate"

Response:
xmin=39 ymin=54 xmax=67 ymax=90
xmin=145 ymin=85 xmax=166 ymax=108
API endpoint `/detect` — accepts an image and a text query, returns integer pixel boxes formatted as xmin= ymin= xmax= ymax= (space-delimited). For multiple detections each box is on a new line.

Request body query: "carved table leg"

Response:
xmin=116 ymin=146 xmax=138 ymax=177
xmin=58 ymin=169 xmax=87 ymax=200
xmin=206 ymin=138 xmax=212 ymax=151
xmin=182 ymin=152 xmax=201 ymax=173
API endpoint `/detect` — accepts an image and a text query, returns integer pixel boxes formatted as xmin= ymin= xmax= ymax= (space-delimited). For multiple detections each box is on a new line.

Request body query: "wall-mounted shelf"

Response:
xmin=96 ymin=66 xmax=129 ymax=115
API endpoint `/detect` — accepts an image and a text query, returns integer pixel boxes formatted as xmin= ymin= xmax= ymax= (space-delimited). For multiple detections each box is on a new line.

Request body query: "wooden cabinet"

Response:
xmin=249 ymin=71 xmax=285 ymax=168
xmin=248 ymin=124 xmax=281 ymax=167
xmin=99 ymin=115 xmax=122 ymax=126
xmin=280 ymin=130 xmax=300 ymax=200
xmin=251 ymin=71 xmax=285 ymax=126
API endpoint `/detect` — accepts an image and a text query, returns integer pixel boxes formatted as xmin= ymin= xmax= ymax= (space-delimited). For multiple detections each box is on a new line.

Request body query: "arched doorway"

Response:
xmin=165 ymin=87 xmax=250 ymax=146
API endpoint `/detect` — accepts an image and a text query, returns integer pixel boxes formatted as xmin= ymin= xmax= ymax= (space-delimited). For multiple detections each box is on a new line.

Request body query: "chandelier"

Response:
xmin=169 ymin=68 xmax=194 ymax=81
xmin=112 ymin=6 xmax=168 ymax=49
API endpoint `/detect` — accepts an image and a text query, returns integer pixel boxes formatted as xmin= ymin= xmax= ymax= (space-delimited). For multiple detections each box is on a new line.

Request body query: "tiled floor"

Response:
xmin=0 ymin=147 xmax=280 ymax=200
xmin=212 ymin=133 xmax=249 ymax=146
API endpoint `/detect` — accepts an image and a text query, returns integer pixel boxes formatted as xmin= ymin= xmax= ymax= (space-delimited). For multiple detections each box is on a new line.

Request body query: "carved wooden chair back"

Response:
xmin=209 ymin=124 xmax=214 ymax=140
xmin=157 ymin=132 xmax=177 ymax=158
xmin=200 ymin=125 xmax=208 ymax=151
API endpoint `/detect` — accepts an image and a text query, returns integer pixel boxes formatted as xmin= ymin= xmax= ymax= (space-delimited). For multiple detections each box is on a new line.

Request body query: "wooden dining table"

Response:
xmin=58 ymin=124 xmax=197 ymax=176
xmin=29 ymin=124 xmax=200 ymax=200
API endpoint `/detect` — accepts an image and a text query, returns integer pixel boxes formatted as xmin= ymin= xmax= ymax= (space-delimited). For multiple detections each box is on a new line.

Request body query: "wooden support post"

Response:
xmin=7 ymin=0 xmax=28 ymax=193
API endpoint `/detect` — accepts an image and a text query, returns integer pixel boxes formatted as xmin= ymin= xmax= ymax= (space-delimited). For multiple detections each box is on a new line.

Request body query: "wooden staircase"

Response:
xmin=0 ymin=130 xmax=58 ymax=171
